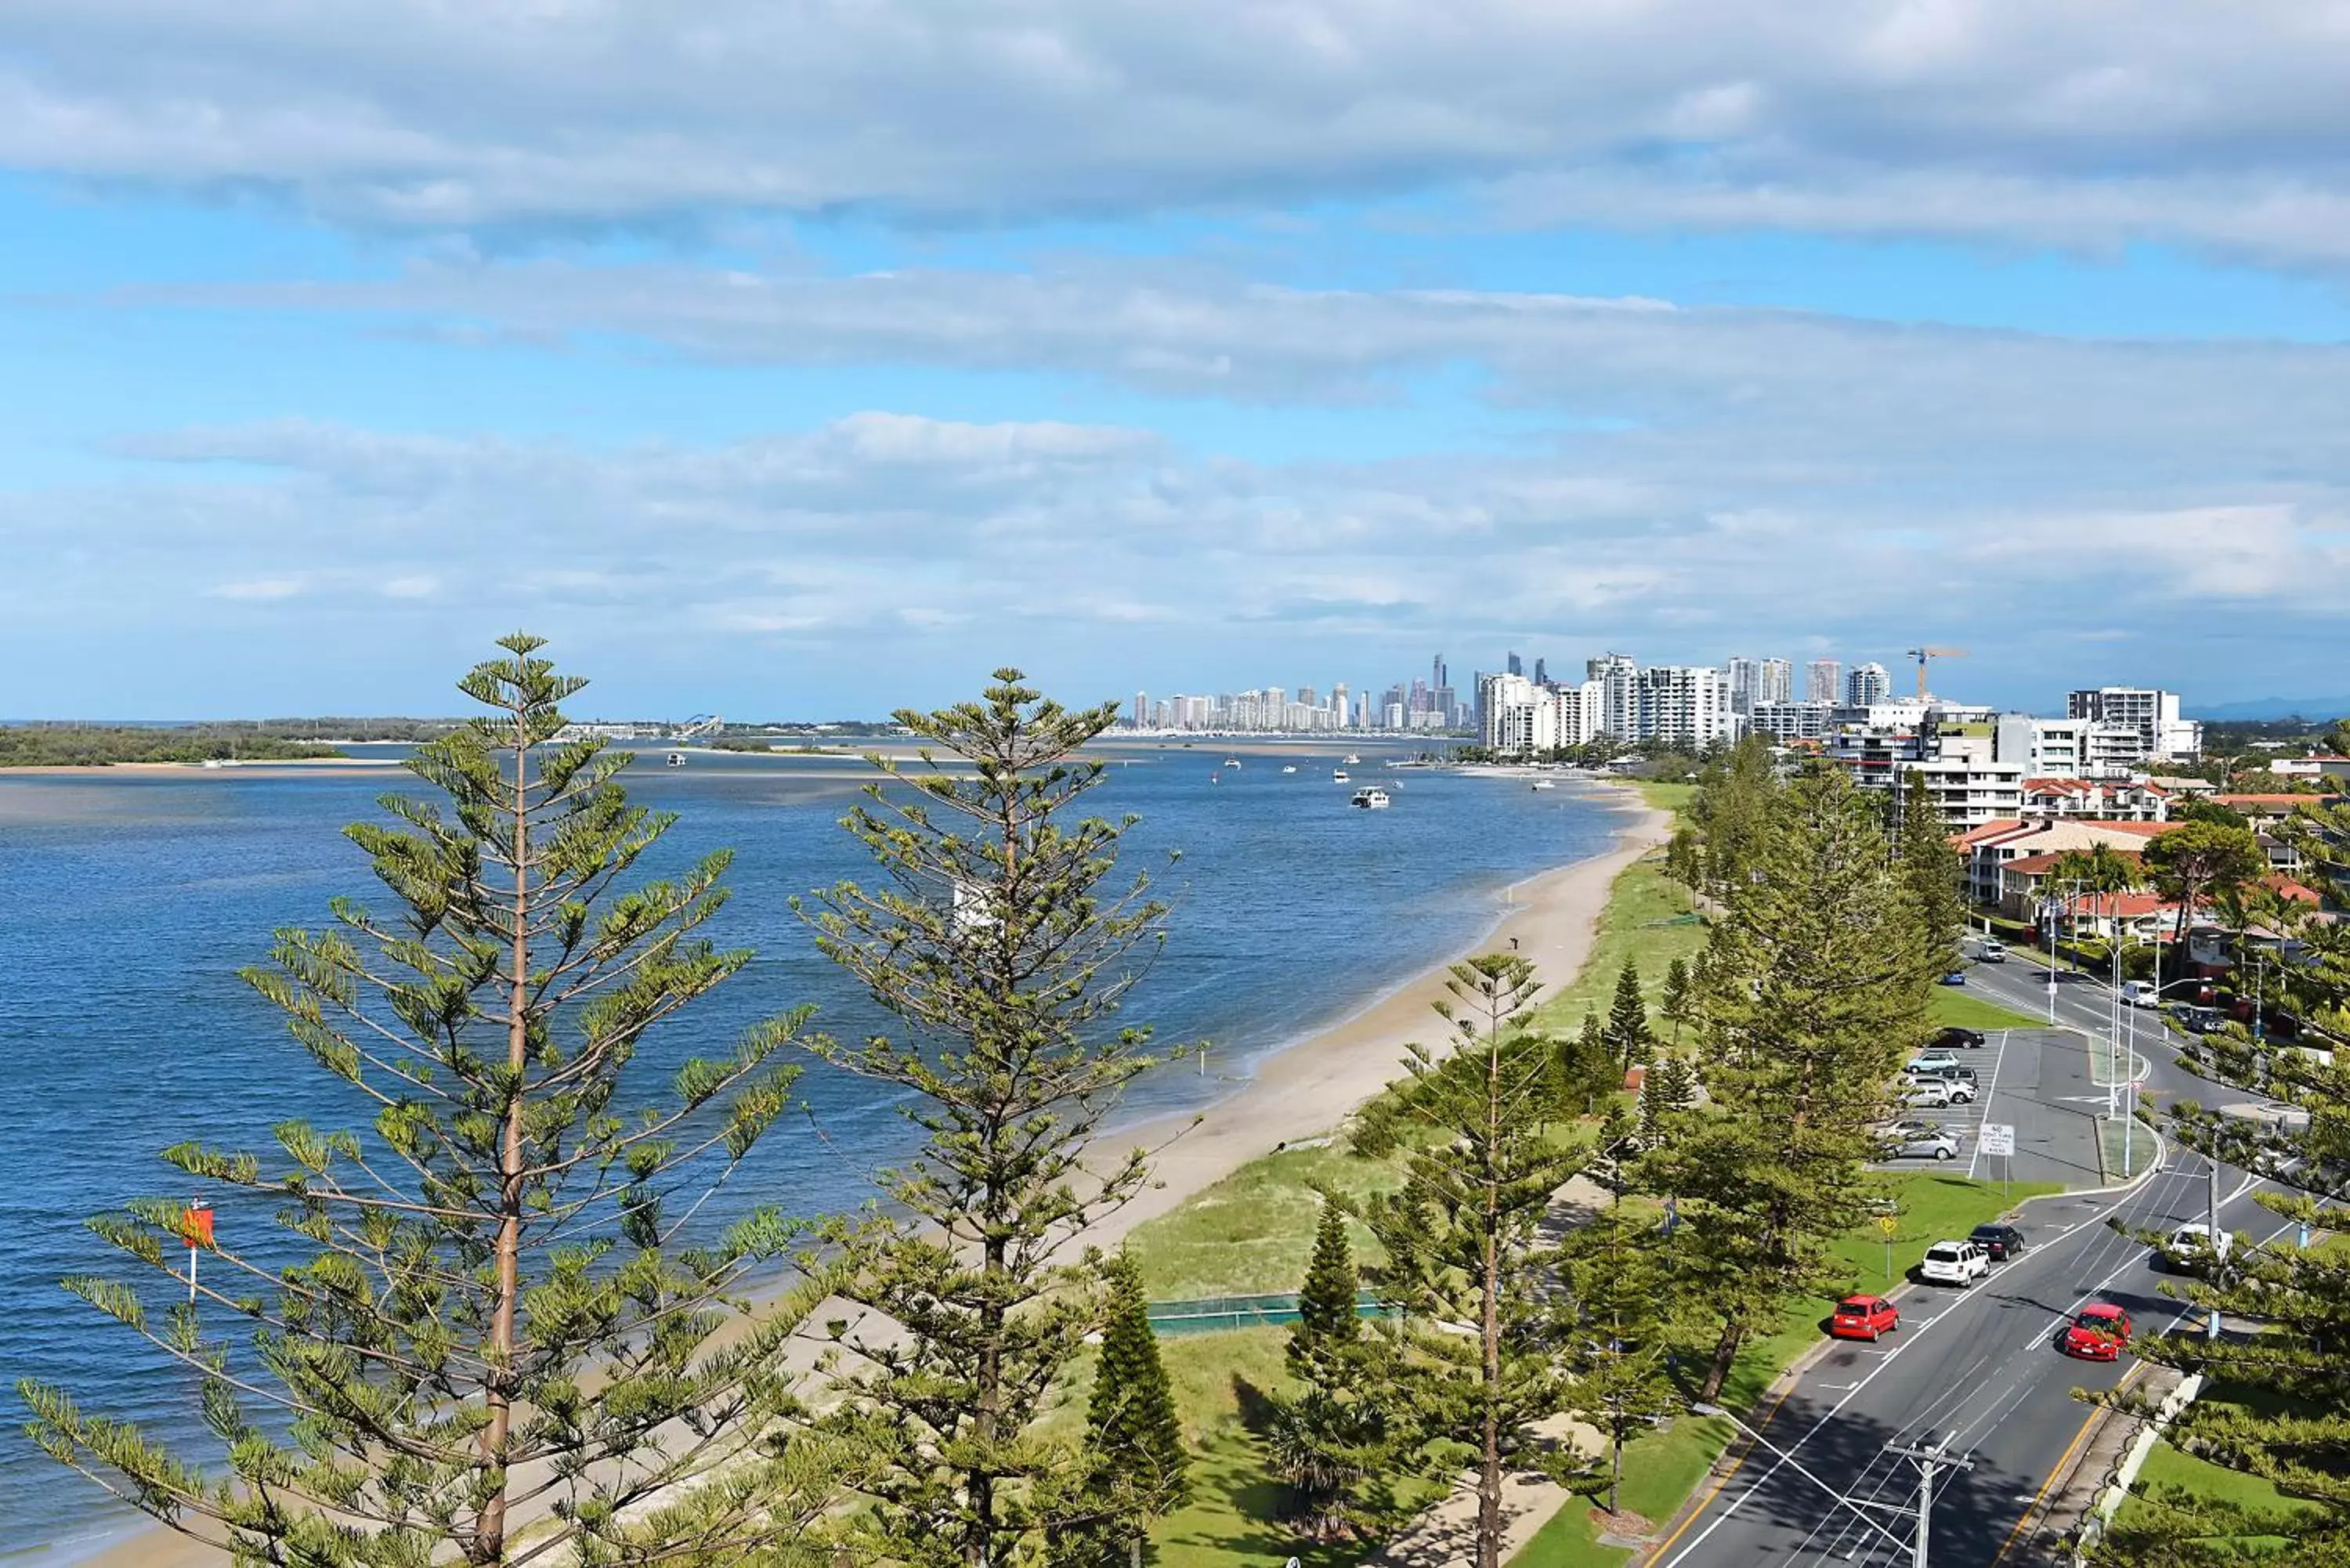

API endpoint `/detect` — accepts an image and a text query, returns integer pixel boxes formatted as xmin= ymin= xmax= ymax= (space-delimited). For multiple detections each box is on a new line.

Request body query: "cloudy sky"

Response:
xmin=5 ymin=2 xmax=2349 ymax=718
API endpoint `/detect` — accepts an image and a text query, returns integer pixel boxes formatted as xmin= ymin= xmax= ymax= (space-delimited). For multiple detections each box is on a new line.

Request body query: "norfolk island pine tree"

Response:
xmin=1262 ymin=1196 xmax=1398 ymax=1544
xmin=17 ymin=634 xmax=849 ymax=1566
xmin=790 ymin=671 xmax=1185 ymax=1568
xmin=1058 ymin=1252 xmax=1188 ymax=1568
xmin=1354 ymin=954 xmax=1590 ymax=1568
xmin=1653 ymin=769 xmax=1940 ymax=1404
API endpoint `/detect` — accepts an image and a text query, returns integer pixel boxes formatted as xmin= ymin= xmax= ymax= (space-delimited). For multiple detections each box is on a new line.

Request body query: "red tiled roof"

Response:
xmin=2004 ymin=849 xmax=2148 ymax=876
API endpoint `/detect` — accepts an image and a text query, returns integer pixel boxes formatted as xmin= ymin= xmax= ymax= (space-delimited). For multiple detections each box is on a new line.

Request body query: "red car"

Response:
xmin=1830 ymin=1295 xmax=1901 ymax=1342
xmin=2063 ymin=1302 xmax=2134 ymax=1361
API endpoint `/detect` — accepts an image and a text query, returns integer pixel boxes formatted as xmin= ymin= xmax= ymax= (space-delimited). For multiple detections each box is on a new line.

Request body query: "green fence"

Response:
xmin=1146 ymin=1290 xmax=1394 ymax=1336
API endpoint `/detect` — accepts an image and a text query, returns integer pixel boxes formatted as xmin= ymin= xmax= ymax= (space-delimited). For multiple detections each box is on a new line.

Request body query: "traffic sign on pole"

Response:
xmin=1979 ymin=1124 xmax=2016 ymax=1158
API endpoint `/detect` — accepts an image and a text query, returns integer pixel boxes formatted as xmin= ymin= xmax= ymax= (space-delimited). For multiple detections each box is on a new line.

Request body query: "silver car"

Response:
xmin=1878 ymin=1125 xmax=1960 ymax=1162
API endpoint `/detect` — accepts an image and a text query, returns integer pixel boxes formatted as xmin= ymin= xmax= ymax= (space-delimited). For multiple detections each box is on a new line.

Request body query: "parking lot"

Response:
xmin=1873 ymin=1027 xmax=2115 ymax=1190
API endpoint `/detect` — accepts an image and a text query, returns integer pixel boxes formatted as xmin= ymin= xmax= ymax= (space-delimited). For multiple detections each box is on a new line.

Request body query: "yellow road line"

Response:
xmin=1991 ymin=1365 xmax=2143 ymax=1566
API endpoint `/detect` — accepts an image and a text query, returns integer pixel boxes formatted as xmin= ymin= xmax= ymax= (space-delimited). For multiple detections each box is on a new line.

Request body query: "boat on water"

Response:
xmin=1224 ymin=757 xmax=1242 ymax=768
xmin=1531 ymin=779 xmax=1556 ymax=790
xmin=1210 ymin=772 xmax=1221 ymax=784
xmin=1350 ymin=786 xmax=1391 ymax=810
xmin=1281 ymin=764 xmax=1298 ymax=775
xmin=1344 ymin=753 xmax=1361 ymax=764
xmin=666 ymin=751 xmax=687 ymax=768
xmin=1332 ymin=768 xmax=1350 ymax=783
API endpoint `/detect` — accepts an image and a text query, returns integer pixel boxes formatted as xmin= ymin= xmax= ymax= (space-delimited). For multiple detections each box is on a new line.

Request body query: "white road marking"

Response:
xmin=1968 ymin=1028 xmax=2015 ymax=1182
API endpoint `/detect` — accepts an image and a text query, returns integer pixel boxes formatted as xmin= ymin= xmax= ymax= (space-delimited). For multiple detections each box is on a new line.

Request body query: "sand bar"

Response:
xmin=63 ymin=782 xmax=1671 ymax=1568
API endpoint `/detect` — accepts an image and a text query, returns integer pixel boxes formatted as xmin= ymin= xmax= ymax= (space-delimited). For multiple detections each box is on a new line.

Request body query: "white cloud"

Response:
xmin=8 ymin=2 xmax=2350 ymax=262
xmin=207 ymin=576 xmax=305 ymax=600
xmin=15 ymin=396 xmax=2345 ymax=702
xmin=168 ymin=261 xmax=2350 ymax=486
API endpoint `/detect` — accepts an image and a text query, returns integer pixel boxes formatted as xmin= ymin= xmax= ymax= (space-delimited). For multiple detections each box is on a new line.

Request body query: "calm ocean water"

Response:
xmin=0 ymin=740 xmax=1625 ymax=1559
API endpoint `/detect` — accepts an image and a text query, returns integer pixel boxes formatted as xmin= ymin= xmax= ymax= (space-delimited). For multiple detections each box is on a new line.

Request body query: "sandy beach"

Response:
xmin=64 ymin=782 xmax=1671 ymax=1568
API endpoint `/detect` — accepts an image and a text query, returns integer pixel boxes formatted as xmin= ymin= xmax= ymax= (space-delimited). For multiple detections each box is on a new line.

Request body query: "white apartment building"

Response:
xmin=1636 ymin=665 xmax=1735 ymax=749
xmin=1830 ymin=722 xmax=2024 ymax=828
xmin=2066 ymin=687 xmax=2203 ymax=761
xmin=1727 ymin=657 xmax=1761 ymax=716
xmin=1750 ymin=701 xmax=1836 ymax=742
xmin=1806 ymin=659 xmax=1842 ymax=705
xmin=1585 ymin=653 xmax=1640 ymax=739
xmin=1478 ymin=672 xmax=1600 ymax=753
xmin=1846 ymin=662 xmax=1893 ymax=707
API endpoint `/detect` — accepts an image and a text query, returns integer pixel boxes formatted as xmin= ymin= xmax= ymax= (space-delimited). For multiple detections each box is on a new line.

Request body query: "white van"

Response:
xmin=2121 ymin=979 xmax=2160 ymax=1008
xmin=1978 ymin=939 xmax=2007 ymax=963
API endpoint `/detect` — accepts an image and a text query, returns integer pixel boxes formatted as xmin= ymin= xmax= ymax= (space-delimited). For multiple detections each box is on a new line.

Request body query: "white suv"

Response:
xmin=1920 ymin=1239 xmax=1991 ymax=1288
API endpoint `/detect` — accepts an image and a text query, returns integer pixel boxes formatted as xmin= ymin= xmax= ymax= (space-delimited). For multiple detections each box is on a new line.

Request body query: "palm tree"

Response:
xmin=2043 ymin=842 xmax=2142 ymax=948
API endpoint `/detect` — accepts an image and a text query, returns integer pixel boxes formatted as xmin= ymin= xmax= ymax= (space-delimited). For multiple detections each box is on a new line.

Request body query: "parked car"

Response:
xmin=1904 ymin=1079 xmax=1975 ymax=1107
xmin=1878 ymin=1125 xmax=1959 ymax=1161
xmin=2157 ymin=1223 xmax=2235 ymax=1276
xmin=1829 ymin=1294 xmax=1901 ymax=1342
xmin=1969 ymin=1223 xmax=2029 ymax=1262
xmin=1940 ymin=970 xmax=1968 ymax=985
xmin=1906 ymin=1052 xmax=1963 ymax=1077
xmin=1920 ymin=1239 xmax=1991 ymax=1287
xmin=2062 ymin=1302 xmax=2133 ymax=1360
xmin=1933 ymin=1027 xmax=1988 ymax=1050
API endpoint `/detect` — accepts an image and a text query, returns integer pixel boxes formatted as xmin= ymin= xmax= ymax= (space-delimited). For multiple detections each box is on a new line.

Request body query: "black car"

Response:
xmin=1933 ymin=1027 xmax=1987 ymax=1050
xmin=1969 ymin=1223 xmax=2028 ymax=1262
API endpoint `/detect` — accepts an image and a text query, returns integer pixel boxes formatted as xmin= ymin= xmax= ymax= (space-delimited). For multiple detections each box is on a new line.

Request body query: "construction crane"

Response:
xmin=1906 ymin=648 xmax=1966 ymax=700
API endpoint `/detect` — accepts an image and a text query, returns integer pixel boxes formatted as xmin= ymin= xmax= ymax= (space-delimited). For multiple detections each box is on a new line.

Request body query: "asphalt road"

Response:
xmin=1648 ymin=958 xmax=2280 ymax=1568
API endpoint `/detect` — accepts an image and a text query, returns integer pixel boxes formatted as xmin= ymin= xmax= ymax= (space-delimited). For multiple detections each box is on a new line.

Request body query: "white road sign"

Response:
xmin=1979 ymin=1123 xmax=2017 ymax=1158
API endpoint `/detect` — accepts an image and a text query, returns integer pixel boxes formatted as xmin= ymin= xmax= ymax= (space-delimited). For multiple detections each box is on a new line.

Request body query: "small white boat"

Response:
xmin=1224 ymin=757 xmax=1242 ymax=768
xmin=1281 ymin=764 xmax=1297 ymax=775
xmin=1531 ymin=779 xmax=1556 ymax=791
xmin=1344 ymin=753 xmax=1361 ymax=764
xmin=666 ymin=751 xmax=686 ymax=768
xmin=1350 ymin=786 xmax=1391 ymax=810
xmin=1332 ymin=769 xmax=1350 ymax=783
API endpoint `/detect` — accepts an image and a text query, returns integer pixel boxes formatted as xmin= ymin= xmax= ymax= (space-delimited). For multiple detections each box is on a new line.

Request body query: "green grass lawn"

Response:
xmin=2116 ymin=1380 xmax=2325 ymax=1553
xmin=1128 ymin=1141 xmax=1402 ymax=1301
xmin=1532 ymin=847 xmax=1712 ymax=1038
xmin=1929 ymin=987 xmax=2043 ymax=1032
xmin=1143 ymin=1326 xmax=1444 ymax=1568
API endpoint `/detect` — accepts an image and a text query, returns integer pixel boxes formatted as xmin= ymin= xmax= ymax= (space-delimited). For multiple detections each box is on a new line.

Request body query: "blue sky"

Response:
xmin=4 ymin=3 xmax=2349 ymax=719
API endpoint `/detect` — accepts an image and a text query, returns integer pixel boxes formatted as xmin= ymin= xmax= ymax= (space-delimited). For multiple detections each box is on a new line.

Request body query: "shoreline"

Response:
xmin=58 ymin=783 xmax=1674 ymax=1568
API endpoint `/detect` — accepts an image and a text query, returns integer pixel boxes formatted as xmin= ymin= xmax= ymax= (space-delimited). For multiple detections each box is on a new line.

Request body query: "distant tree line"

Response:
xmin=0 ymin=725 xmax=347 ymax=767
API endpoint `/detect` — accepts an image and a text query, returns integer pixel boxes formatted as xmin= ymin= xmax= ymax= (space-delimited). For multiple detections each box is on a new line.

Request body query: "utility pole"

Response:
xmin=1887 ymin=1433 xmax=1974 ymax=1567
xmin=2207 ymin=1152 xmax=2224 ymax=1342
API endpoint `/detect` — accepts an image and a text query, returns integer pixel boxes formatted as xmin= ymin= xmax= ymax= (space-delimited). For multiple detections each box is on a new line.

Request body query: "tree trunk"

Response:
xmin=1479 ymin=1028 xmax=1505 ymax=1568
xmin=1699 ymin=1322 xmax=1742 ymax=1404
xmin=480 ymin=717 xmax=530 ymax=1562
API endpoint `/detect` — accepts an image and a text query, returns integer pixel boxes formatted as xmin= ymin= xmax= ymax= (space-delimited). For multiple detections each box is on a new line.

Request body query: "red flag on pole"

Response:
xmin=182 ymin=1201 xmax=214 ymax=1248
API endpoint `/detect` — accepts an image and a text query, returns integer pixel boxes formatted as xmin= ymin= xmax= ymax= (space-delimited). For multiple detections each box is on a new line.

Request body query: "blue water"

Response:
xmin=0 ymin=742 xmax=1627 ymax=1559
